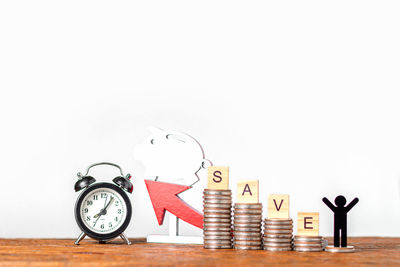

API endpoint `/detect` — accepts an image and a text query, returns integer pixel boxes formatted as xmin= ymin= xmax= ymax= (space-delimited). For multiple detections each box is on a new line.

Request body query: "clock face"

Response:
xmin=75 ymin=183 xmax=132 ymax=240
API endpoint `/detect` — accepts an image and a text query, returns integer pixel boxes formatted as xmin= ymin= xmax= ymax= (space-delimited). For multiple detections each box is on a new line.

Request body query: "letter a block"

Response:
xmin=237 ymin=180 xmax=259 ymax=203
xmin=207 ymin=166 xmax=229 ymax=190
xmin=297 ymin=212 xmax=319 ymax=236
xmin=268 ymin=194 xmax=289 ymax=219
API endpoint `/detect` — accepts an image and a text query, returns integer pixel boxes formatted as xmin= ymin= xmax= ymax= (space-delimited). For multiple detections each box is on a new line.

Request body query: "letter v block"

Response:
xmin=207 ymin=166 xmax=229 ymax=190
xmin=237 ymin=180 xmax=259 ymax=203
xmin=268 ymin=194 xmax=289 ymax=219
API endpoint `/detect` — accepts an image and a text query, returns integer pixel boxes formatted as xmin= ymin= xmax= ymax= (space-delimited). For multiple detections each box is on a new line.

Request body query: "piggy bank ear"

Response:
xmin=147 ymin=126 xmax=163 ymax=134
xmin=201 ymin=159 xmax=213 ymax=169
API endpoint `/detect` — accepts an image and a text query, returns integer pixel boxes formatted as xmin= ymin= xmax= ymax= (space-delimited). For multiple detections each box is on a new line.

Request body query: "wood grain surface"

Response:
xmin=0 ymin=237 xmax=399 ymax=266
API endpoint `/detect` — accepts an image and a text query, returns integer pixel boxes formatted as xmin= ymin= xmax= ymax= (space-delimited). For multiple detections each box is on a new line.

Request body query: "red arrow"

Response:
xmin=145 ymin=180 xmax=203 ymax=229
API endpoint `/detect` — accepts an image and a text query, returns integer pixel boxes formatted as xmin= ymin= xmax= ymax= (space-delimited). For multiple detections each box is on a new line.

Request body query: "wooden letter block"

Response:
xmin=207 ymin=166 xmax=229 ymax=190
xmin=237 ymin=180 xmax=259 ymax=203
xmin=297 ymin=212 xmax=319 ymax=236
xmin=268 ymin=194 xmax=289 ymax=219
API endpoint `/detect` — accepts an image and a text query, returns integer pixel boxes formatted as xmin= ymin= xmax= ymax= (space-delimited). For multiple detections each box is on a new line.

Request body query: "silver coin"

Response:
xmin=204 ymin=189 xmax=231 ymax=195
xmin=234 ymin=245 xmax=262 ymax=250
xmin=203 ymin=197 xmax=232 ymax=202
xmin=234 ymin=219 xmax=262 ymax=224
xmin=234 ymin=209 xmax=262 ymax=215
xmin=204 ymin=232 xmax=232 ymax=237
xmin=203 ymin=194 xmax=232 ymax=199
xmin=233 ymin=220 xmax=262 ymax=225
xmin=325 ymin=245 xmax=355 ymax=253
xmin=203 ymin=209 xmax=232 ymax=214
xmin=234 ymin=215 xmax=263 ymax=220
xmin=203 ymin=228 xmax=232 ymax=234
xmin=234 ymin=236 xmax=262 ymax=241
xmin=264 ymin=233 xmax=292 ymax=238
xmin=294 ymin=247 xmax=323 ymax=252
xmin=203 ymin=200 xmax=232 ymax=204
xmin=264 ymin=240 xmax=292 ymax=243
xmin=234 ymin=203 xmax=263 ymax=209
xmin=263 ymin=243 xmax=292 ymax=248
xmin=233 ymin=227 xmax=261 ymax=232
xmin=203 ymin=199 xmax=232 ymax=204
xmin=293 ymin=240 xmax=323 ymax=245
xmin=203 ymin=235 xmax=232 ymax=240
xmin=234 ymin=232 xmax=262 ymax=237
xmin=204 ymin=213 xmax=231 ymax=218
xmin=264 ymin=247 xmax=292 ymax=251
xmin=204 ymin=204 xmax=232 ymax=209
xmin=264 ymin=225 xmax=293 ymax=230
xmin=234 ymin=240 xmax=262 ymax=246
xmin=204 ymin=218 xmax=231 ymax=223
xmin=204 ymin=245 xmax=232 ymax=249
xmin=294 ymin=235 xmax=323 ymax=241
xmin=264 ymin=229 xmax=292 ymax=234
xmin=204 ymin=241 xmax=233 ymax=246
xmin=204 ymin=237 xmax=232 ymax=241
xmin=203 ymin=223 xmax=232 ymax=228
xmin=293 ymin=242 xmax=323 ymax=248
xmin=234 ymin=223 xmax=262 ymax=228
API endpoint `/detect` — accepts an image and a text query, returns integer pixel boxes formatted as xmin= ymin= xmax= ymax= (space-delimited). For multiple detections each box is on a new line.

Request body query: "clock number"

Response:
xmin=115 ymin=217 xmax=118 ymax=222
xmin=86 ymin=216 xmax=91 ymax=221
xmin=109 ymin=222 xmax=112 ymax=228
xmin=115 ymin=201 xmax=119 ymax=206
xmin=101 ymin=193 xmax=107 ymax=198
xmin=118 ymin=209 xmax=122 ymax=214
xmin=84 ymin=208 xmax=88 ymax=213
xmin=93 ymin=195 xmax=98 ymax=200
xmin=87 ymin=200 xmax=93 ymax=206
xmin=100 ymin=224 xmax=104 ymax=229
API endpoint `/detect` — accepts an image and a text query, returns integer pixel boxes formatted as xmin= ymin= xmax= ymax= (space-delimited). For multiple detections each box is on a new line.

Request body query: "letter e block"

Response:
xmin=237 ymin=180 xmax=259 ymax=203
xmin=207 ymin=166 xmax=229 ymax=190
xmin=268 ymin=194 xmax=289 ymax=219
xmin=297 ymin=212 xmax=319 ymax=236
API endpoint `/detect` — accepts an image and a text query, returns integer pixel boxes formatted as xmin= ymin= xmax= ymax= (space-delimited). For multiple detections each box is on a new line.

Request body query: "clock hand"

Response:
xmin=93 ymin=214 xmax=101 ymax=227
xmin=104 ymin=196 xmax=114 ymax=211
xmin=103 ymin=195 xmax=108 ymax=208
xmin=93 ymin=197 xmax=114 ymax=219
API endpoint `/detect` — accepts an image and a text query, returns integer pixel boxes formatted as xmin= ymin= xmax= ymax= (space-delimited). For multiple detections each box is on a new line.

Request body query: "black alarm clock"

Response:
xmin=74 ymin=162 xmax=133 ymax=245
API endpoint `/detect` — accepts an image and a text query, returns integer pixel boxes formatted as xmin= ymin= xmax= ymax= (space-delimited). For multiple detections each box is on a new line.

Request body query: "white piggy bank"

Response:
xmin=134 ymin=127 xmax=211 ymax=187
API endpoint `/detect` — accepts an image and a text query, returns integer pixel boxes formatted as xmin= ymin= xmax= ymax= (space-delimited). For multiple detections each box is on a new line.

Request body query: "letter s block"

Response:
xmin=207 ymin=166 xmax=229 ymax=190
xmin=297 ymin=212 xmax=319 ymax=236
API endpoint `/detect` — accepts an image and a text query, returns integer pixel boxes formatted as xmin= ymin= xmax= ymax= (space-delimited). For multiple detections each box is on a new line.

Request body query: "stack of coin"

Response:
xmin=203 ymin=189 xmax=232 ymax=249
xmin=263 ymin=218 xmax=293 ymax=251
xmin=293 ymin=235 xmax=325 ymax=252
xmin=233 ymin=203 xmax=263 ymax=250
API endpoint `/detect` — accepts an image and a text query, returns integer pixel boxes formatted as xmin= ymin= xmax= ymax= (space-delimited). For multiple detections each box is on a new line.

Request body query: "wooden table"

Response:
xmin=0 ymin=237 xmax=399 ymax=266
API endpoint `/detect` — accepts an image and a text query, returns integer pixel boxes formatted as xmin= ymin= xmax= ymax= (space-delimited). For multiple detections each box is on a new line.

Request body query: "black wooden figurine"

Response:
xmin=322 ymin=195 xmax=359 ymax=247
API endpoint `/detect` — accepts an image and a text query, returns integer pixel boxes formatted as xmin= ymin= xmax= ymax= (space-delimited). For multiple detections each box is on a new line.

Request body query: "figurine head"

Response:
xmin=134 ymin=127 xmax=211 ymax=186
xmin=334 ymin=195 xmax=347 ymax=207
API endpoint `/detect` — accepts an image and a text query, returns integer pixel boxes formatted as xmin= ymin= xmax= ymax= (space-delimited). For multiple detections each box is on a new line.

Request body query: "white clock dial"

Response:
xmin=80 ymin=187 xmax=127 ymax=234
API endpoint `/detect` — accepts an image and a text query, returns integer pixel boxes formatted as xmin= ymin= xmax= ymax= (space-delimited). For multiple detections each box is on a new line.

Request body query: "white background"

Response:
xmin=0 ymin=1 xmax=399 ymax=238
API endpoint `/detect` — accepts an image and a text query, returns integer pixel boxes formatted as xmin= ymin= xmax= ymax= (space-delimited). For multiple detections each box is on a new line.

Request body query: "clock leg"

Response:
xmin=74 ymin=232 xmax=86 ymax=245
xmin=120 ymin=232 xmax=132 ymax=245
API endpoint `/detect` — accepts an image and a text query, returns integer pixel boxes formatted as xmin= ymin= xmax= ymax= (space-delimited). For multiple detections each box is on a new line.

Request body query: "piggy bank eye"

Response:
xmin=150 ymin=139 xmax=155 ymax=144
xmin=166 ymin=134 xmax=185 ymax=143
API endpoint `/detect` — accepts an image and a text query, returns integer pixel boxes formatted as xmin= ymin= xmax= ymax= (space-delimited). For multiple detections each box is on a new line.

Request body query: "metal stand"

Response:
xmin=74 ymin=232 xmax=86 ymax=245
xmin=147 ymin=214 xmax=203 ymax=244
xmin=120 ymin=232 xmax=132 ymax=245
